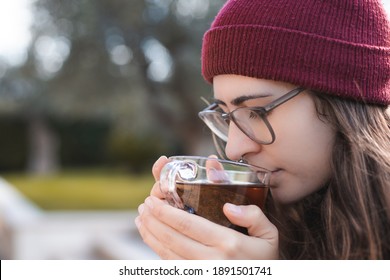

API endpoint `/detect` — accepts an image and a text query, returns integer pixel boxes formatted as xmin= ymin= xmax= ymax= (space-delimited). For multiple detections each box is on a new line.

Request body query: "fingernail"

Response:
xmin=208 ymin=168 xmax=229 ymax=183
xmin=226 ymin=203 xmax=242 ymax=215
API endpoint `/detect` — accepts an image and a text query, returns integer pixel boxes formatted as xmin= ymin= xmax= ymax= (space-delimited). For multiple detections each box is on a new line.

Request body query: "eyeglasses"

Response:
xmin=198 ymin=87 xmax=305 ymax=145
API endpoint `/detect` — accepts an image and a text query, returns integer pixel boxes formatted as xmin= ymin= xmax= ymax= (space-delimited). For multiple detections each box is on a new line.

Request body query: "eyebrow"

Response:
xmin=214 ymin=93 xmax=272 ymax=106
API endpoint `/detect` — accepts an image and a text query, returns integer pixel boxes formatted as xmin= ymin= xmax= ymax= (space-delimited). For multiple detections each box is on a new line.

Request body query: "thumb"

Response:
xmin=223 ymin=203 xmax=278 ymax=241
xmin=152 ymin=155 xmax=168 ymax=181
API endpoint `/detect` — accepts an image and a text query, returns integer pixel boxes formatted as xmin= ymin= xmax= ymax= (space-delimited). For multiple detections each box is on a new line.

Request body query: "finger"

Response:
xmin=140 ymin=197 xmax=278 ymax=259
xmin=223 ymin=203 xmax=279 ymax=259
xmin=146 ymin=197 xmax=272 ymax=259
xmin=146 ymin=196 xmax=234 ymax=246
xmin=150 ymin=181 xmax=165 ymax=199
xmin=138 ymin=197 xmax=215 ymax=259
xmin=137 ymin=201 xmax=183 ymax=259
xmin=223 ymin=203 xmax=278 ymax=242
xmin=138 ymin=225 xmax=180 ymax=259
xmin=152 ymin=156 xmax=169 ymax=181
xmin=205 ymin=155 xmax=230 ymax=183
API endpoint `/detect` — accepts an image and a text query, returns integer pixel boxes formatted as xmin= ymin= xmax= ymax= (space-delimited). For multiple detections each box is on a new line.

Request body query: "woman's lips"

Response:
xmin=271 ymin=169 xmax=282 ymax=174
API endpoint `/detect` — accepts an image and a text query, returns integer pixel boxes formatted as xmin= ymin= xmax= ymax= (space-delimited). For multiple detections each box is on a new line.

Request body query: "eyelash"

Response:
xmin=216 ymin=105 xmax=227 ymax=114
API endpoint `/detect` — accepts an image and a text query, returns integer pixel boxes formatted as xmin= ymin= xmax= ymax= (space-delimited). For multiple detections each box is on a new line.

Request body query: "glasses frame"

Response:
xmin=199 ymin=87 xmax=305 ymax=145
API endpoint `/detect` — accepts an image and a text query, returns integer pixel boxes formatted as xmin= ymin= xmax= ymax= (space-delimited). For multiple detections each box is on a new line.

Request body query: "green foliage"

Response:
xmin=3 ymin=170 xmax=153 ymax=210
xmin=0 ymin=117 xmax=28 ymax=171
xmin=107 ymin=132 xmax=169 ymax=173
xmin=52 ymin=118 xmax=111 ymax=167
xmin=0 ymin=0 xmax=226 ymax=172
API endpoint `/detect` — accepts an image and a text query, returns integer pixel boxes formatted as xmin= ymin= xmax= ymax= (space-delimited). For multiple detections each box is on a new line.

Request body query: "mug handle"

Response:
xmin=159 ymin=160 xmax=197 ymax=210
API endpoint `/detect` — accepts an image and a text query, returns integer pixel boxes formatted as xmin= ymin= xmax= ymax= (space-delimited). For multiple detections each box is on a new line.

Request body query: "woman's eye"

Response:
xmin=217 ymin=107 xmax=228 ymax=114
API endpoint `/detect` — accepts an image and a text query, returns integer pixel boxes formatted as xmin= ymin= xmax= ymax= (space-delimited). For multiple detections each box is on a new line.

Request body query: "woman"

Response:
xmin=136 ymin=0 xmax=390 ymax=259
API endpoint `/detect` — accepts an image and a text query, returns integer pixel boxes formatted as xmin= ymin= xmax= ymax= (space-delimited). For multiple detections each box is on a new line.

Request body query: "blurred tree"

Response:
xmin=0 ymin=0 xmax=225 ymax=173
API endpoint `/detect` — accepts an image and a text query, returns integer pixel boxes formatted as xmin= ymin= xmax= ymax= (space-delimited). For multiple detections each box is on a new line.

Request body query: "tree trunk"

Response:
xmin=27 ymin=115 xmax=60 ymax=175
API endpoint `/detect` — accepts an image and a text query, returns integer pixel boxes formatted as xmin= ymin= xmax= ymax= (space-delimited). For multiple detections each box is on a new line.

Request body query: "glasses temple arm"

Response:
xmin=263 ymin=87 xmax=305 ymax=112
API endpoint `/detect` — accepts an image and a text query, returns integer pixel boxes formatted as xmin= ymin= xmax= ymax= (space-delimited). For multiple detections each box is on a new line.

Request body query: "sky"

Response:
xmin=0 ymin=0 xmax=34 ymax=67
xmin=0 ymin=0 xmax=390 ymax=68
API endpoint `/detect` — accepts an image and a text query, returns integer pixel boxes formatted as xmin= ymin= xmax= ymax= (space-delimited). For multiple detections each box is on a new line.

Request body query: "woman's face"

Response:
xmin=213 ymin=74 xmax=335 ymax=204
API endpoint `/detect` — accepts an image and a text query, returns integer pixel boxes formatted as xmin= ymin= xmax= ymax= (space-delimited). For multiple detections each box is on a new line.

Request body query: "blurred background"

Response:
xmin=0 ymin=0 xmax=225 ymax=259
xmin=1 ymin=0 xmax=390 ymax=260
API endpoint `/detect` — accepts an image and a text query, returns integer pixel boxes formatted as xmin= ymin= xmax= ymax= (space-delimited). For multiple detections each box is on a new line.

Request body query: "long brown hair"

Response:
xmin=270 ymin=92 xmax=390 ymax=259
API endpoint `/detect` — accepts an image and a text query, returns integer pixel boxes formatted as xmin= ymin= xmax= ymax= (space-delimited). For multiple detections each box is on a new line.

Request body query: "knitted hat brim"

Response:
xmin=202 ymin=25 xmax=390 ymax=105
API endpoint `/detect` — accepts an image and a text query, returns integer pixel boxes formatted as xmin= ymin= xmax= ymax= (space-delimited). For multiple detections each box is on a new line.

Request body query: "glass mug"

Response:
xmin=160 ymin=156 xmax=271 ymax=234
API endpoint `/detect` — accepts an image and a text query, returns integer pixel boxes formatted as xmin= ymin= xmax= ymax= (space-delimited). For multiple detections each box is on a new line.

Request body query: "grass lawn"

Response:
xmin=2 ymin=169 xmax=154 ymax=210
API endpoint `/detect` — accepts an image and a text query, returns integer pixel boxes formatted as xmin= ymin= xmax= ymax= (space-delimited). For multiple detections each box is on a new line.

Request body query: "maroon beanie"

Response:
xmin=201 ymin=0 xmax=390 ymax=105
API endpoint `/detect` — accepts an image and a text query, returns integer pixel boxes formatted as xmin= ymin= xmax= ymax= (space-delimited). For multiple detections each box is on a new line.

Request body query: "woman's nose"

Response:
xmin=225 ymin=122 xmax=262 ymax=161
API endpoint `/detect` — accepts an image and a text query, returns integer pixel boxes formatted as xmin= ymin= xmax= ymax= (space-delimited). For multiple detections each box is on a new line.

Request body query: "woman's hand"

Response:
xmin=149 ymin=155 xmax=170 ymax=199
xmin=135 ymin=156 xmax=279 ymax=259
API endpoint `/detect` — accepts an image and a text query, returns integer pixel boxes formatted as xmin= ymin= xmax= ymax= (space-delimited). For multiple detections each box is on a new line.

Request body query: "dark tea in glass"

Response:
xmin=176 ymin=181 xmax=268 ymax=233
xmin=160 ymin=156 xmax=271 ymax=234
